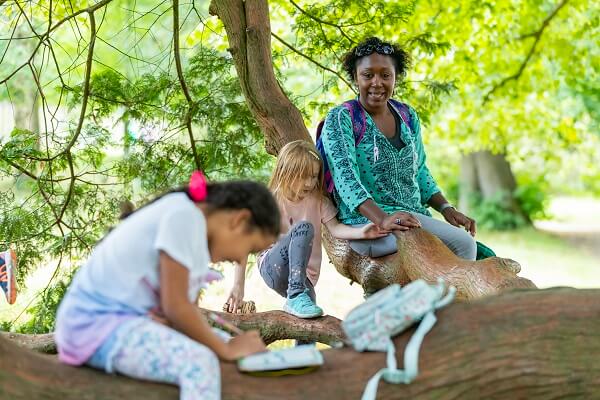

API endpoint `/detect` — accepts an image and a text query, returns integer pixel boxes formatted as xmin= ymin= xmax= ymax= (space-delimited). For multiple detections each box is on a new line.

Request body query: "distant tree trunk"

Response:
xmin=459 ymin=151 xmax=529 ymax=223
xmin=458 ymin=152 xmax=479 ymax=216
xmin=209 ymin=0 xmax=311 ymax=155
xmin=10 ymin=73 xmax=42 ymax=183
xmin=3 ymin=288 xmax=600 ymax=399
xmin=12 ymin=23 xmax=41 ymax=138
xmin=13 ymin=87 xmax=40 ymax=135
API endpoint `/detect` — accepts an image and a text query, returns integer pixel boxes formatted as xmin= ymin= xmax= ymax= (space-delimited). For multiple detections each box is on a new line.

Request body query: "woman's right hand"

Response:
xmin=380 ymin=212 xmax=421 ymax=231
xmin=222 ymin=330 xmax=267 ymax=361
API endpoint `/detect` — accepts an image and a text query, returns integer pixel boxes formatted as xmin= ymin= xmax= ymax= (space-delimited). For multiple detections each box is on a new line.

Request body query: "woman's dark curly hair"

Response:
xmin=342 ymin=37 xmax=412 ymax=81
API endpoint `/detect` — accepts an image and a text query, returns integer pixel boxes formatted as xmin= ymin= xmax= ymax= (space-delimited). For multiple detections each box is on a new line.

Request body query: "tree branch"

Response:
xmin=59 ymin=10 xmax=96 ymax=159
xmin=173 ymin=0 xmax=201 ymax=171
xmin=1 ymin=1 xmax=107 ymax=166
xmin=0 ymin=8 xmax=23 ymax=65
xmin=483 ymin=0 xmax=571 ymax=103
xmin=209 ymin=0 xmax=311 ymax=155
xmin=288 ymin=0 xmax=356 ymax=44
xmin=2 ymin=310 xmax=344 ymax=354
xmin=0 ymin=0 xmax=113 ymax=86
xmin=271 ymin=32 xmax=355 ymax=92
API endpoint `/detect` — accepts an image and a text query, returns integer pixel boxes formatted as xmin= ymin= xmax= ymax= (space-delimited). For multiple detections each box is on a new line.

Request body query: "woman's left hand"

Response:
xmin=442 ymin=207 xmax=477 ymax=237
xmin=225 ymin=285 xmax=245 ymax=313
xmin=361 ymin=223 xmax=391 ymax=239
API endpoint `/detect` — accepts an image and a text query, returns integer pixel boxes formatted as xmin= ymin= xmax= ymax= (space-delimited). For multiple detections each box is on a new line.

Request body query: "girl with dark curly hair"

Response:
xmin=319 ymin=37 xmax=477 ymax=260
xmin=55 ymin=173 xmax=279 ymax=400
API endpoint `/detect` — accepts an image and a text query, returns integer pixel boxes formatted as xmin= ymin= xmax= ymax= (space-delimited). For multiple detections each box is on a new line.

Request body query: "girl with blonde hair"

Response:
xmin=253 ymin=140 xmax=388 ymax=318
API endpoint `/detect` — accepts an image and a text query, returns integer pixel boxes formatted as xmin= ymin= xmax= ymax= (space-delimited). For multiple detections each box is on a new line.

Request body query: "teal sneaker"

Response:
xmin=284 ymin=289 xmax=323 ymax=319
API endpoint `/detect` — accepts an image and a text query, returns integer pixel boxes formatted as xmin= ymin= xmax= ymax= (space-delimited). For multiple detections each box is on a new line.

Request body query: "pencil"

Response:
xmin=208 ymin=312 xmax=244 ymax=335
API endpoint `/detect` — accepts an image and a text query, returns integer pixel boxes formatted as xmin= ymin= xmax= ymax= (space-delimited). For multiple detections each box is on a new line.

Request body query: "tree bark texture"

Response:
xmin=209 ymin=0 xmax=311 ymax=155
xmin=323 ymin=225 xmax=536 ymax=299
xmin=2 ymin=288 xmax=599 ymax=399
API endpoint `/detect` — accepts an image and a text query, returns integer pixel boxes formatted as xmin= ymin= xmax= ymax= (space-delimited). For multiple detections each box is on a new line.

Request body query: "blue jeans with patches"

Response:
xmin=258 ymin=221 xmax=316 ymax=301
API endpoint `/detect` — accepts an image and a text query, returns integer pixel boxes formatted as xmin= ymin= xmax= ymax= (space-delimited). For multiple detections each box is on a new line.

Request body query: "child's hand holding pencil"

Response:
xmin=208 ymin=312 xmax=266 ymax=360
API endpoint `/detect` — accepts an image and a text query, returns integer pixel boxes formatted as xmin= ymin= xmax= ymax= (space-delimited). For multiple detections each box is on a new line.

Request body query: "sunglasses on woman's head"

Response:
xmin=355 ymin=43 xmax=394 ymax=57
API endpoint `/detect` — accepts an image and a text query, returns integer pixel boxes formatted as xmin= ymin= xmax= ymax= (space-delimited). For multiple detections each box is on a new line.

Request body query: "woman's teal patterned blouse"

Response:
xmin=320 ymin=102 xmax=440 ymax=225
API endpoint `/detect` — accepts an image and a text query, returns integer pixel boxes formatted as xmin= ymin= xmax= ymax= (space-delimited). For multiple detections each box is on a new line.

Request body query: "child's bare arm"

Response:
xmin=159 ymin=251 xmax=265 ymax=361
xmin=324 ymin=218 xmax=390 ymax=240
xmin=226 ymin=258 xmax=247 ymax=313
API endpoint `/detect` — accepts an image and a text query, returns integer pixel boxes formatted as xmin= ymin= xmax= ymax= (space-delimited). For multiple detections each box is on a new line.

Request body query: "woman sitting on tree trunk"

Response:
xmin=319 ymin=37 xmax=477 ymax=260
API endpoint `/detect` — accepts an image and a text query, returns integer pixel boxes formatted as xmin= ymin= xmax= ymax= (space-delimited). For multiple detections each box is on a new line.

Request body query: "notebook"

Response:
xmin=237 ymin=345 xmax=324 ymax=376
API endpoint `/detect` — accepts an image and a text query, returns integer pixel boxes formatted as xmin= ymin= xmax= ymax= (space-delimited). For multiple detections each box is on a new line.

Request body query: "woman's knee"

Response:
xmin=290 ymin=220 xmax=314 ymax=239
xmin=453 ymin=231 xmax=476 ymax=260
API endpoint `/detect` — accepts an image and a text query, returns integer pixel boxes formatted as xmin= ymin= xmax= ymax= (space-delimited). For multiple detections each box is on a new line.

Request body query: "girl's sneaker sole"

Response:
xmin=5 ymin=250 xmax=17 ymax=304
xmin=283 ymin=304 xmax=323 ymax=319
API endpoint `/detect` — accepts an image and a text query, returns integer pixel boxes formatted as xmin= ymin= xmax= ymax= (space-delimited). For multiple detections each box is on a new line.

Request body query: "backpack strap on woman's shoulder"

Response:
xmin=388 ymin=99 xmax=415 ymax=135
xmin=342 ymin=99 xmax=367 ymax=145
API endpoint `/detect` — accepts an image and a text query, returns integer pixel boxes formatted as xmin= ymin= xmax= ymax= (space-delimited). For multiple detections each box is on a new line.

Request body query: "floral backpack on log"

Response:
xmin=342 ymin=279 xmax=456 ymax=400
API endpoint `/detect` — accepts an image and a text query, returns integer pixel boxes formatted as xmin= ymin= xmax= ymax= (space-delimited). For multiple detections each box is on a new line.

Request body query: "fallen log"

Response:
xmin=2 ymin=288 xmax=599 ymax=399
xmin=1 ymin=310 xmax=345 ymax=355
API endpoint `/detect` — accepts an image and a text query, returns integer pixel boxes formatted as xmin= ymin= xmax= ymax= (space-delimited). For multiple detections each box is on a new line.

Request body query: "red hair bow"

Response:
xmin=189 ymin=170 xmax=208 ymax=202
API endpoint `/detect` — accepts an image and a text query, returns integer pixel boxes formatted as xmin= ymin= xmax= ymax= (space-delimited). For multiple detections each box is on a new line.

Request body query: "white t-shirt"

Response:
xmin=55 ymin=192 xmax=210 ymax=365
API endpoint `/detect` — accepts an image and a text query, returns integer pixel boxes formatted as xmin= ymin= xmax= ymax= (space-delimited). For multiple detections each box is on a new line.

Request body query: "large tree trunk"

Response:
xmin=459 ymin=151 xmax=529 ymax=224
xmin=209 ymin=0 xmax=311 ymax=155
xmin=323 ymin=225 xmax=535 ymax=299
xmin=2 ymin=288 xmax=599 ymax=399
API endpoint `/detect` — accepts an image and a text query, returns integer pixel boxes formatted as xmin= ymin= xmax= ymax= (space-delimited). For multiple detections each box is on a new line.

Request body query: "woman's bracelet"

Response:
xmin=438 ymin=203 xmax=455 ymax=213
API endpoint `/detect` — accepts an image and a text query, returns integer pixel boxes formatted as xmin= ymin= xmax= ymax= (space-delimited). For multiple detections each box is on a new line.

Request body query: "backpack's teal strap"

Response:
xmin=435 ymin=285 xmax=456 ymax=309
xmin=361 ymin=311 xmax=437 ymax=400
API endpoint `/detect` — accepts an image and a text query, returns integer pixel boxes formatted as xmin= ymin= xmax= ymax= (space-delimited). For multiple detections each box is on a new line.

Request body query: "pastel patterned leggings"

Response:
xmin=96 ymin=318 xmax=222 ymax=400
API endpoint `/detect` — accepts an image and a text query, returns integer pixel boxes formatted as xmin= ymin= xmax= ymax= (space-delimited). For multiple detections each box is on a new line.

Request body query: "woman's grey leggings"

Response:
xmin=258 ymin=221 xmax=316 ymax=301
xmin=349 ymin=212 xmax=477 ymax=260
